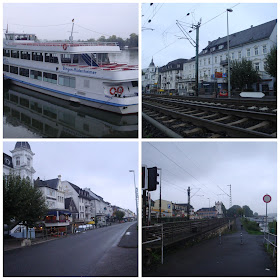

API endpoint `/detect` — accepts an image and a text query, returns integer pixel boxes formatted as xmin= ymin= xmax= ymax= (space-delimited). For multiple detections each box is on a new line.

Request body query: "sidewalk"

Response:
xmin=144 ymin=218 xmax=276 ymax=277
xmin=93 ymin=222 xmax=138 ymax=276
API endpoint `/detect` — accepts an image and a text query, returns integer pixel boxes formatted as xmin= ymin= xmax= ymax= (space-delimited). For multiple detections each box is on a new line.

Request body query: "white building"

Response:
xmin=62 ymin=181 xmax=92 ymax=222
xmin=142 ymin=58 xmax=159 ymax=93
xmin=3 ymin=142 xmax=36 ymax=183
xmin=215 ymin=201 xmax=224 ymax=218
xmin=159 ymin=59 xmax=188 ymax=94
xmin=164 ymin=19 xmax=277 ymax=95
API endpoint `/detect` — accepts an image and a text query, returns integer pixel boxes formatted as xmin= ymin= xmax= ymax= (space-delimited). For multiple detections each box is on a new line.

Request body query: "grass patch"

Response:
xmin=241 ymin=218 xmax=262 ymax=235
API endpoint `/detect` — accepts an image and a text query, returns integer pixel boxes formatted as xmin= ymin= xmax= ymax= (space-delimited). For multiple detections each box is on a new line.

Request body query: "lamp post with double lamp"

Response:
xmin=227 ymin=8 xmax=233 ymax=98
xmin=129 ymin=170 xmax=138 ymax=221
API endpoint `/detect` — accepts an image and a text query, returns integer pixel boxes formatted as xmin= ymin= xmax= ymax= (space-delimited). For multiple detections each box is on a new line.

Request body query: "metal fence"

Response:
xmin=143 ymin=218 xmax=230 ymax=247
xmin=264 ymin=231 xmax=277 ymax=258
xmin=142 ymin=224 xmax=163 ymax=264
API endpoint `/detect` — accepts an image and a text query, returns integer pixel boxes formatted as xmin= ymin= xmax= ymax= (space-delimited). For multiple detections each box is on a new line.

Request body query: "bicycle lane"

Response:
xmin=144 ymin=218 xmax=276 ymax=277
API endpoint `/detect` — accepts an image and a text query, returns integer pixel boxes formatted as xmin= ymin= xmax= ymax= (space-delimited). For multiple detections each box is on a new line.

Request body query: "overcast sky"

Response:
xmin=3 ymin=141 xmax=138 ymax=213
xmin=142 ymin=142 xmax=277 ymax=215
xmin=142 ymin=3 xmax=277 ymax=68
xmin=3 ymin=3 xmax=138 ymax=41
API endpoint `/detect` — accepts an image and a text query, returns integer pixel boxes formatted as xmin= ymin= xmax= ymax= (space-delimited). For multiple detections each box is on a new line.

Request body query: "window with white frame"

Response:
xmin=238 ymin=51 xmax=242 ymax=59
xmin=16 ymin=157 xmax=20 ymax=166
xmin=254 ymin=62 xmax=260 ymax=71
xmin=231 ymin=52 xmax=234 ymax=59
xmin=204 ymin=59 xmax=206 ymax=66
xmin=215 ymin=57 xmax=217 ymax=63
xmin=246 ymin=49 xmax=251 ymax=57
xmin=220 ymin=55 xmax=222 ymax=62
xmin=208 ymin=58 xmax=211 ymax=64
xmin=254 ymin=47 xmax=259 ymax=56
xmin=263 ymin=45 xmax=267 ymax=54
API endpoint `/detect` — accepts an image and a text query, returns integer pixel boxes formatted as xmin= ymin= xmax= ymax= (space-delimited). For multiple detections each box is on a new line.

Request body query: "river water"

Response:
xmin=3 ymin=49 xmax=138 ymax=138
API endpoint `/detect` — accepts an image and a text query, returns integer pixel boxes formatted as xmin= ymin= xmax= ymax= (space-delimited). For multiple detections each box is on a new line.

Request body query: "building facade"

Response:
xmin=142 ymin=58 xmax=159 ymax=93
xmin=150 ymin=19 xmax=277 ymax=95
xmin=3 ymin=142 xmax=36 ymax=183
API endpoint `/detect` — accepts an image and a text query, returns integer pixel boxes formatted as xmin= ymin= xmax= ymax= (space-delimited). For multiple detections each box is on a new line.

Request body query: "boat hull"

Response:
xmin=4 ymin=75 xmax=138 ymax=115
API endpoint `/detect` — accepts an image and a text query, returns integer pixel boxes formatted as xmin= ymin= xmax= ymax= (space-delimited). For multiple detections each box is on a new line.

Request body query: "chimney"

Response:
xmin=251 ymin=25 xmax=253 ymax=28
xmin=58 ymin=175 xmax=61 ymax=181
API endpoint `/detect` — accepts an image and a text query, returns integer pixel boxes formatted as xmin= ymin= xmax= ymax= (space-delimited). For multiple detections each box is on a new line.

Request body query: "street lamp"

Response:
xmin=207 ymin=198 xmax=210 ymax=218
xmin=227 ymin=8 xmax=233 ymax=98
xmin=129 ymin=170 xmax=138 ymax=221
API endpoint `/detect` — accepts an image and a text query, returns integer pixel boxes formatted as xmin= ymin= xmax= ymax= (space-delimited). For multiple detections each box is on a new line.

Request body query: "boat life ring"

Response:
xmin=110 ymin=87 xmax=117 ymax=95
xmin=117 ymin=86 xmax=124 ymax=94
xmin=63 ymin=44 xmax=67 ymax=50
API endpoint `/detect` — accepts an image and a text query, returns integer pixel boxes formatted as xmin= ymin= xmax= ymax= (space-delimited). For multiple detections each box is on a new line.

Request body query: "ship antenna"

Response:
xmin=69 ymin=19 xmax=74 ymax=43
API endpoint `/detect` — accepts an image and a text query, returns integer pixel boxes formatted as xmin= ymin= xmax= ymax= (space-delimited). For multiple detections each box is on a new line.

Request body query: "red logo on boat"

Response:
xmin=62 ymin=44 xmax=67 ymax=50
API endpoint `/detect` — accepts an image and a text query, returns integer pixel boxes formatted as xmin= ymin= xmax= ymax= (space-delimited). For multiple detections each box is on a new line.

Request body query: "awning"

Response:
xmin=59 ymin=210 xmax=72 ymax=216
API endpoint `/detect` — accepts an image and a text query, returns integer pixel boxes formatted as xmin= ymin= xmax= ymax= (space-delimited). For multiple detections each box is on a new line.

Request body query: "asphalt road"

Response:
xmin=144 ymin=218 xmax=276 ymax=277
xmin=4 ymin=222 xmax=138 ymax=277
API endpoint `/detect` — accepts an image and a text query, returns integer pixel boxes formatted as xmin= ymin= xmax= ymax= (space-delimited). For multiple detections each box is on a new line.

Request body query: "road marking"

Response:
xmin=125 ymin=232 xmax=131 ymax=235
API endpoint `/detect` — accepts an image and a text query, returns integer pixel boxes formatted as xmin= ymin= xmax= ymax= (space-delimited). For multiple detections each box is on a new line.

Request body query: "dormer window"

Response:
xmin=211 ymin=47 xmax=216 ymax=52
xmin=16 ymin=157 xmax=20 ymax=166
xmin=218 ymin=45 xmax=224 ymax=50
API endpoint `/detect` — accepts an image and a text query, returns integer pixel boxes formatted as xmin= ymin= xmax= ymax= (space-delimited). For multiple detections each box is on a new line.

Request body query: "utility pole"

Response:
xmin=159 ymin=168 xmax=162 ymax=223
xmin=194 ymin=22 xmax=201 ymax=97
xmin=187 ymin=187 xmax=190 ymax=219
xmin=176 ymin=18 xmax=201 ymax=97
xmin=228 ymin=184 xmax=232 ymax=208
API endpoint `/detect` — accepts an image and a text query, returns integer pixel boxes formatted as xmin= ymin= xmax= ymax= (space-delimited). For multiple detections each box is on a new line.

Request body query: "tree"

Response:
xmin=253 ymin=212 xmax=259 ymax=217
xmin=4 ymin=174 xmax=48 ymax=239
xmin=242 ymin=205 xmax=253 ymax=217
xmin=115 ymin=210 xmax=125 ymax=222
xmin=230 ymin=58 xmax=260 ymax=90
xmin=227 ymin=205 xmax=242 ymax=217
xmin=264 ymin=45 xmax=277 ymax=78
xmin=126 ymin=33 xmax=138 ymax=48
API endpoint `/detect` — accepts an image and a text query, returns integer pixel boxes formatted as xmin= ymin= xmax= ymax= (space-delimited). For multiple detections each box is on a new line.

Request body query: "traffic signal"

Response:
xmin=148 ymin=167 xmax=159 ymax=191
xmin=142 ymin=165 xmax=148 ymax=190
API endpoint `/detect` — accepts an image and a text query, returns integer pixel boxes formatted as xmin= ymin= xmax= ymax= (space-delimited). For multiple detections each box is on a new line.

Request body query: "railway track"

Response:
xmin=143 ymin=96 xmax=277 ymax=138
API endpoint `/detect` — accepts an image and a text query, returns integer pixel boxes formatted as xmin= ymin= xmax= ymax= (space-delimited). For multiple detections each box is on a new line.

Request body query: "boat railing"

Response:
xmin=7 ymin=41 xmax=119 ymax=47
xmin=62 ymin=63 xmax=138 ymax=71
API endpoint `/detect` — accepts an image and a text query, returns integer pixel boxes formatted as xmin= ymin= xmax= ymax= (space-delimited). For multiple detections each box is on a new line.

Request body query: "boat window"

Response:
xmin=19 ymin=68 xmax=29 ymax=78
xmin=3 ymin=64 xmax=9 ymax=72
xmin=3 ymin=49 xmax=10 ymax=57
xmin=30 ymin=70 xmax=42 ymax=81
xmin=73 ymin=54 xmax=79 ymax=63
xmin=32 ymin=52 xmax=43 ymax=62
xmin=58 ymin=75 xmax=76 ymax=88
xmin=45 ymin=53 xmax=59 ymax=64
xmin=11 ymin=50 xmax=20 ymax=58
xmin=10 ymin=66 xmax=18 ymax=75
xmin=61 ymin=54 xmax=71 ymax=63
xmin=132 ymin=81 xmax=138 ymax=87
xmin=43 ymin=72 xmax=57 ymax=84
xmin=21 ymin=51 xmax=31 ymax=60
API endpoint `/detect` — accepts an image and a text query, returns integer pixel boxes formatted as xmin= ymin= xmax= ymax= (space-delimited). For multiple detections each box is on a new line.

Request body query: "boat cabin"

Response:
xmin=5 ymin=33 xmax=37 ymax=42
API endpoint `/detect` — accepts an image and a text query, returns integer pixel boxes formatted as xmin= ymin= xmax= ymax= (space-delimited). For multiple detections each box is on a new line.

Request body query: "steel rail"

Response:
xmin=143 ymin=102 xmax=275 ymax=138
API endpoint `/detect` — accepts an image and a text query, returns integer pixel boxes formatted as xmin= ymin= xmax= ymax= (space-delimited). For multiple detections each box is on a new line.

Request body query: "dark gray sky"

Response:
xmin=3 ymin=3 xmax=138 ymax=41
xmin=142 ymin=142 xmax=277 ymax=215
xmin=3 ymin=141 xmax=138 ymax=213
xmin=142 ymin=3 xmax=277 ymax=68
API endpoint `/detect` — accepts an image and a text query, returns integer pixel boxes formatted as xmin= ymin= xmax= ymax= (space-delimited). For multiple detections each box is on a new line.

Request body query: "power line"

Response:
xmin=148 ymin=143 xmax=218 ymax=197
xmin=75 ymin=24 xmax=111 ymax=38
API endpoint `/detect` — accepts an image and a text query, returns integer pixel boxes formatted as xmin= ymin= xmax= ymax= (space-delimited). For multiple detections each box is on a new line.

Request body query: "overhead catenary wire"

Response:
xmin=148 ymin=143 xmax=219 ymax=197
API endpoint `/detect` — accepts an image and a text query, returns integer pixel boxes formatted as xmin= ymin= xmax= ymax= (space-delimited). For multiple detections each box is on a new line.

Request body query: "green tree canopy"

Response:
xmin=230 ymin=58 xmax=260 ymax=90
xmin=115 ymin=210 xmax=125 ymax=221
xmin=264 ymin=45 xmax=277 ymax=78
xmin=4 ymin=174 xmax=48 ymax=238
xmin=242 ymin=205 xmax=254 ymax=217
xmin=227 ymin=205 xmax=242 ymax=217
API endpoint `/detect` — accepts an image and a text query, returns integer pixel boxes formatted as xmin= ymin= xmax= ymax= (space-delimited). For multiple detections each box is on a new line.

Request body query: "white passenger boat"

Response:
xmin=3 ymin=24 xmax=138 ymax=114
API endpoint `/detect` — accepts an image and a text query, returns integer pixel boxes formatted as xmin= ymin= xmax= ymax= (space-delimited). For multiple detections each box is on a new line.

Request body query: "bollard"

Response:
xmin=240 ymin=232 xmax=243 ymax=245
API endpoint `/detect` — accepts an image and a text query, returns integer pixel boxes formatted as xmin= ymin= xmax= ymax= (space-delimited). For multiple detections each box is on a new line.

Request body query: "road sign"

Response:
xmin=263 ymin=194 xmax=271 ymax=203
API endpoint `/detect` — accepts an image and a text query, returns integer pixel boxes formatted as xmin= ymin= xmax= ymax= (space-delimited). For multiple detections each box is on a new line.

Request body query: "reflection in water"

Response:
xmin=4 ymin=84 xmax=138 ymax=138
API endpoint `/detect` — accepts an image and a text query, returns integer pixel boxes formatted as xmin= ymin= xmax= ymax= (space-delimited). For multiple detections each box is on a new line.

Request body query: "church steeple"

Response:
xmin=149 ymin=57 xmax=155 ymax=68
